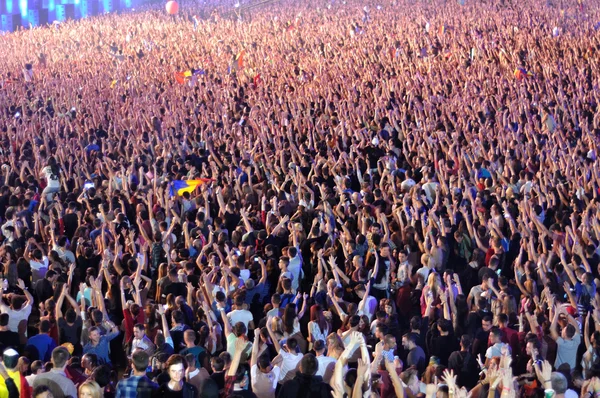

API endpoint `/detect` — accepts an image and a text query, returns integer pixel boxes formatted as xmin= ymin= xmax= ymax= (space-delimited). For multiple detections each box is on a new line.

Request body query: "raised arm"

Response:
xmin=17 ymin=280 xmax=33 ymax=307
xmin=251 ymin=332 xmax=260 ymax=368
xmin=265 ymin=317 xmax=281 ymax=353
xmin=550 ymin=305 xmax=560 ymax=341
xmin=228 ymin=338 xmax=247 ymax=377
xmin=385 ymin=359 xmax=405 ymax=398
xmin=331 ymin=332 xmax=361 ymax=397
xmin=220 ymin=304 xmax=233 ymax=337
xmin=56 ymin=284 xmax=67 ymax=320
xmin=157 ymin=306 xmax=173 ymax=346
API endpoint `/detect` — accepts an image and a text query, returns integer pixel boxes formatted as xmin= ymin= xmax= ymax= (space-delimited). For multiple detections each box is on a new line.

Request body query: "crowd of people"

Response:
xmin=1 ymin=0 xmax=600 ymax=396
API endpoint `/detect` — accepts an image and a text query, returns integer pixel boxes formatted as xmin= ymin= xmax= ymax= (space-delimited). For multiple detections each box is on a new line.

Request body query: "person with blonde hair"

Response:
xmin=79 ymin=380 xmax=103 ymax=398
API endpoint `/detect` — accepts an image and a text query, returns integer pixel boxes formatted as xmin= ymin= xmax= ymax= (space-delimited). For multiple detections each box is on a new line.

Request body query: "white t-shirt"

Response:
xmin=251 ymin=364 xmax=280 ymax=398
xmin=315 ymin=355 xmax=337 ymax=382
xmin=43 ymin=166 xmax=60 ymax=188
xmin=30 ymin=258 xmax=49 ymax=281
xmin=358 ymin=295 xmax=378 ymax=322
xmin=1 ymin=302 xmax=32 ymax=333
xmin=485 ymin=342 xmax=510 ymax=359
xmin=228 ymin=309 xmax=254 ymax=330
xmin=277 ymin=350 xmax=303 ymax=382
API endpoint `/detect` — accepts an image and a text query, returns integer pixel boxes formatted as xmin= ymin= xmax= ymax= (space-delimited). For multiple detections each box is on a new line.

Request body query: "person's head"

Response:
xmin=437 ymin=319 xmax=451 ymax=335
xmin=172 ymin=310 xmax=185 ymax=325
xmin=79 ymin=380 xmax=103 ymax=398
xmin=460 ymin=335 xmax=472 ymax=351
xmin=234 ymin=322 xmax=247 ymax=337
xmin=88 ymin=327 xmax=101 ymax=344
xmin=284 ymin=337 xmax=298 ymax=353
xmin=551 ymin=372 xmax=568 ymax=394
xmin=497 ymin=313 xmax=509 ymax=326
xmin=562 ymin=324 xmax=576 ymax=340
xmin=32 ymin=385 xmax=54 ymax=398
xmin=281 ymin=278 xmax=292 ymax=292
xmin=18 ymin=357 xmax=30 ymax=373
xmin=90 ymin=365 xmax=111 ymax=388
xmin=354 ymin=283 xmax=367 ymax=299
xmin=278 ymin=256 xmax=290 ymax=270
xmin=402 ymin=333 xmax=417 ymax=350
xmin=489 ymin=327 xmax=503 ymax=344
xmin=184 ymin=329 xmax=197 ymax=345
xmin=132 ymin=350 xmax=150 ymax=373
xmin=271 ymin=294 xmax=281 ymax=308
xmin=410 ymin=316 xmax=421 ymax=331
xmin=313 ymin=339 xmax=326 ymax=355
xmin=2 ymin=349 xmax=19 ymax=370
xmin=133 ymin=323 xmax=145 ymax=340
xmin=10 ymin=295 xmax=26 ymax=311
xmin=384 ymin=334 xmax=397 ymax=351
xmin=165 ymin=354 xmax=187 ymax=383
xmin=185 ymin=353 xmax=197 ymax=371
xmin=326 ymin=333 xmax=344 ymax=354
xmin=51 ymin=347 xmax=70 ymax=370
xmin=257 ymin=354 xmax=272 ymax=373
xmin=30 ymin=360 xmax=44 ymax=375
xmin=82 ymin=354 xmax=98 ymax=371
xmin=211 ymin=356 xmax=225 ymax=373
xmin=298 ymin=353 xmax=319 ymax=376
xmin=375 ymin=323 xmax=389 ymax=340
xmin=65 ymin=308 xmax=77 ymax=324
xmin=481 ymin=315 xmax=493 ymax=332
xmin=0 ymin=313 xmax=9 ymax=328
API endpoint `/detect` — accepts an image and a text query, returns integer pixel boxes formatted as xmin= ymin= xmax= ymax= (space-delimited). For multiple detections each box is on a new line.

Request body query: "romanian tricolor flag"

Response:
xmin=169 ymin=179 xmax=213 ymax=197
xmin=235 ymin=50 xmax=246 ymax=71
xmin=514 ymin=67 xmax=533 ymax=80
xmin=175 ymin=71 xmax=188 ymax=85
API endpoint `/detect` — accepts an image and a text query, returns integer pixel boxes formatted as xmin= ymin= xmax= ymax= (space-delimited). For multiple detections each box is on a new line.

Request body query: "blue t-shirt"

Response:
xmin=27 ymin=333 xmax=57 ymax=362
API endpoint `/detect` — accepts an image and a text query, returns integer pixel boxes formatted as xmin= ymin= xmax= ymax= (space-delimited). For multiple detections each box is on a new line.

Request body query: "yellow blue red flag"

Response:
xmin=169 ymin=179 xmax=213 ymax=196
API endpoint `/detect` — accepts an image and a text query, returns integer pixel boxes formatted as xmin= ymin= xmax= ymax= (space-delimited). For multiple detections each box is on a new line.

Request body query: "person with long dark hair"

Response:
xmin=307 ymin=304 xmax=329 ymax=349
xmin=40 ymin=156 xmax=61 ymax=200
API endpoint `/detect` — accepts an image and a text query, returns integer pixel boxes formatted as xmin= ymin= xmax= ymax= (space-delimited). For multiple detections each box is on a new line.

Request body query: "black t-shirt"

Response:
xmin=35 ymin=278 xmax=54 ymax=303
xmin=210 ymin=371 xmax=225 ymax=391
xmin=58 ymin=316 xmax=83 ymax=345
xmin=164 ymin=282 xmax=187 ymax=299
xmin=430 ymin=335 xmax=459 ymax=366
xmin=0 ymin=330 xmax=21 ymax=353
xmin=77 ymin=254 xmax=102 ymax=275
xmin=228 ymin=390 xmax=257 ymax=398
xmin=63 ymin=213 xmax=79 ymax=240
xmin=224 ymin=212 xmax=241 ymax=235
xmin=0 ymin=194 xmax=9 ymax=220
xmin=472 ymin=328 xmax=491 ymax=359
xmin=87 ymin=197 xmax=102 ymax=212
xmin=155 ymin=382 xmax=198 ymax=398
